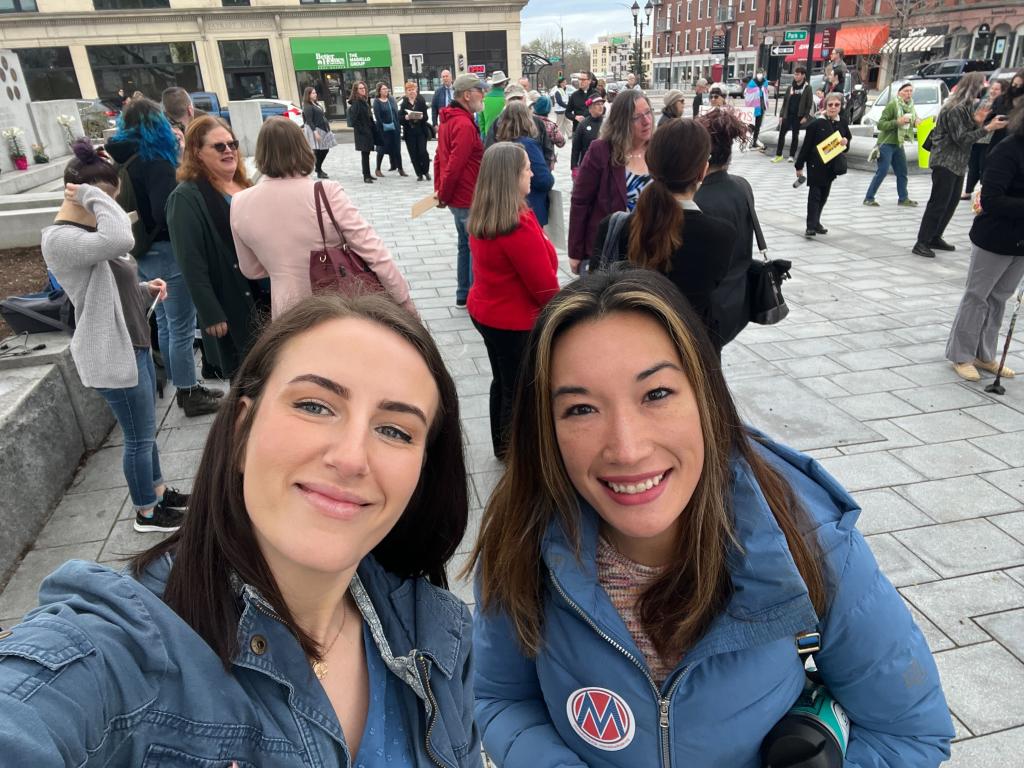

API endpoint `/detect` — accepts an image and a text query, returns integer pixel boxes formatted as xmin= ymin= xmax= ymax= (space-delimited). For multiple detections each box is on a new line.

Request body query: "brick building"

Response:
xmin=650 ymin=0 xmax=1022 ymax=90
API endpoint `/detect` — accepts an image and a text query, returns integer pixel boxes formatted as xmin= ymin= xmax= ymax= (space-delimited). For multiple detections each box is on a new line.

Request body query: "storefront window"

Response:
xmin=14 ymin=47 xmax=81 ymax=100
xmin=290 ymin=35 xmax=391 ymax=120
xmin=466 ymin=31 xmax=508 ymax=78
xmin=0 ymin=0 xmax=38 ymax=12
xmin=399 ymin=33 xmax=454 ymax=91
xmin=87 ymin=42 xmax=202 ymax=101
xmin=219 ymin=39 xmax=277 ymax=99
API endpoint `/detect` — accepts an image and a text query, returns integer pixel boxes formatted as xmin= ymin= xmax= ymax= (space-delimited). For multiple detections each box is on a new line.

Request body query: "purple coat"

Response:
xmin=568 ymin=139 xmax=627 ymax=263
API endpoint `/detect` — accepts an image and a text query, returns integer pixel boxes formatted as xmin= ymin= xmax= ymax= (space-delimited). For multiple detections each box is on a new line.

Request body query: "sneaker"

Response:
xmin=787 ymin=156 xmax=795 ymax=163
xmin=912 ymin=242 xmax=936 ymax=258
xmin=897 ymin=199 xmax=918 ymax=207
xmin=135 ymin=501 xmax=185 ymax=533
xmin=771 ymin=156 xmax=784 ymax=163
xmin=161 ymin=487 xmax=190 ymax=510
xmin=953 ymin=362 xmax=981 ymax=382
xmin=455 ymin=298 xmax=467 ymax=308
xmin=929 ymin=238 xmax=956 ymax=252
xmin=975 ymin=359 xmax=1016 ymax=378
xmin=804 ymin=229 xmax=817 ymax=237
xmin=863 ymin=199 xmax=880 ymax=207
xmin=178 ymin=386 xmax=221 ymax=417
xmin=814 ymin=225 xmax=828 ymax=235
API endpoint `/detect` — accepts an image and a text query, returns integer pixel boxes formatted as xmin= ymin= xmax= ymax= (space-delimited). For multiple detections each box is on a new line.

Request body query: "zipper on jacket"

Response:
xmin=418 ymin=654 xmax=448 ymax=768
xmin=549 ymin=569 xmax=688 ymax=768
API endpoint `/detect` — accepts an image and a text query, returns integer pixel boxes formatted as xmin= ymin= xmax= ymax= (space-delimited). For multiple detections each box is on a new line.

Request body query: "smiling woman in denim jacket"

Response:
xmin=0 ymin=294 xmax=480 ymax=768
xmin=469 ymin=270 xmax=953 ymax=767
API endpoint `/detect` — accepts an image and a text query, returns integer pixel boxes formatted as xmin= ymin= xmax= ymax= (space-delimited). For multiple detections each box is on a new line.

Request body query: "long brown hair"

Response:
xmin=628 ymin=119 xmax=709 ymax=273
xmin=600 ymin=89 xmax=651 ymax=166
xmin=467 ymin=142 xmax=528 ymax=239
xmin=177 ymin=115 xmax=253 ymax=188
xmin=133 ymin=293 xmax=469 ymax=668
xmin=469 ymin=270 xmax=827 ymax=659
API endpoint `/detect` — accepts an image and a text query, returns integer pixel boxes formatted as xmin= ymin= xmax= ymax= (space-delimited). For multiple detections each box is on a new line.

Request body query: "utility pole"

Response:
xmin=805 ymin=0 xmax=820 ymax=74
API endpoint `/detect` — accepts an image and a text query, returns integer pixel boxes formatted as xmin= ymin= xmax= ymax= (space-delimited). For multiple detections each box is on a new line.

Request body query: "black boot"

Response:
xmin=176 ymin=386 xmax=221 ymax=417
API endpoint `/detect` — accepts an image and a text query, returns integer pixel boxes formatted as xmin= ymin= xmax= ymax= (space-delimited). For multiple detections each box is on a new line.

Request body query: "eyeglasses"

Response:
xmin=633 ymin=109 xmax=653 ymax=123
xmin=207 ymin=140 xmax=239 ymax=154
xmin=710 ymin=93 xmax=725 ymax=99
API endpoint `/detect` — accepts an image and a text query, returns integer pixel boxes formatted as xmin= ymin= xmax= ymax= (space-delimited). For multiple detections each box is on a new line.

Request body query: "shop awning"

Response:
xmin=785 ymin=34 xmax=825 ymax=63
xmin=879 ymin=35 xmax=945 ymax=55
xmin=290 ymin=35 xmax=391 ymax=70
xmin=834 ymin=24 xmax=890 ymax=56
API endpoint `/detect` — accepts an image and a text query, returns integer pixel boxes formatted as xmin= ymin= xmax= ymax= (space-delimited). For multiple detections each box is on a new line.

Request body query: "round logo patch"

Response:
xmin=565 ymin=687 xmax=636 ymax=751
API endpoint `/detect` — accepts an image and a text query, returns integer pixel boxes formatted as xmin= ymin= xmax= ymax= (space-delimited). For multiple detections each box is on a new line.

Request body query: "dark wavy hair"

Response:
xmin=63 ymin=138 xmax=120 ymax=187
xmin=133 ymin=293 xmax=469 ymax=668
xmin=112 ymin=97 xmax=180 ymax=166
xmin=695 ymin=107 xmax=750 ymax=167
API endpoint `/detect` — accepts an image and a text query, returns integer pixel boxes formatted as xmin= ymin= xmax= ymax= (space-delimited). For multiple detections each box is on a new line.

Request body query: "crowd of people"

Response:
xmin=6 ymin=58 xmax=1024 ymax=768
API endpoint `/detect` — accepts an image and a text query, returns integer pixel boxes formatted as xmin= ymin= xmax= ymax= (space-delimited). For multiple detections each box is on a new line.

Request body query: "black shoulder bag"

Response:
xmin=743 ymin=184 xmax=792 ymax=325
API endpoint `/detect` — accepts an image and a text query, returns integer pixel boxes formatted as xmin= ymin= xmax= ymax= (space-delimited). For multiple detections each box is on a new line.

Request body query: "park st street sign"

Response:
xmin=784 ymin=29 xmax=808 ymax=42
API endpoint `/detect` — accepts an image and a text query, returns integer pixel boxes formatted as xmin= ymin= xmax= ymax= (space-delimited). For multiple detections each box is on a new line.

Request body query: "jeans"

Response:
xmin=450 ymin=206 xmax=473 ymax=302
xmin=865 ymin=143 xmax=909 ymax=203
xmin=136 ymin=240 xmax=197 ymax=390
xmin=917 ymin=166 xmax=963 ymax=245
xmin=471 ymin=318 xmax=530 ymax=459
xmin=775 ymin=115 xmax=801 ymax=157
xmin=807 ymin=181 xmax=833 ymax=230
xmin=96 ymin=348 xmax=163 ymax=510
xmin=946 ymin=243 xmax=1024 ymax=364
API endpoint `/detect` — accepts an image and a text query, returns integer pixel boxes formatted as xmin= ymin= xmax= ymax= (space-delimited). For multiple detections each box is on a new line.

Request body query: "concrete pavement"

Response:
xmin=2 ymin=136 xmax=1023 ymax=765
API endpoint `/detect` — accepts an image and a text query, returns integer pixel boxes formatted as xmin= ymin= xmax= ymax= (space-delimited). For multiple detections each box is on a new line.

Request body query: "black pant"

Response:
xmin=776 ymin=115 xmax=801 ymax=157
xmin=750 ymin=113 xmax=764 ymax=146
xmin=360 ymin=150 xmax=371 ymax=179
xmin=472 ymin=318 xmax=529 ymax=459
xmin=405 ymin=133 xmax=430 ymax=177
xmin=807 ymin=181 xmax=832 ymax=230
xmin=917 ymin=166 xmax=963 ymax=245
xmin=965 ymin=143 xmax=987 ymax=194
xmin=314 ymin=149 xmax=329 ymax=173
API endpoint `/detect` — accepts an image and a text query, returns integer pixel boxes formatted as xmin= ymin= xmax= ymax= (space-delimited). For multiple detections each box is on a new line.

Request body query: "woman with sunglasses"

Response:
xmin=795 ymin=92 xmax=852 ymax=239
xmin=568 ymin=89 xmax=655 ymax=274
xmin=706 ymin=86 xmax=728 ymax=111
xmin=167 ymin=115 xmax=264 ymax=379
xmin=469 ymin=269 xmax=954 ymax=767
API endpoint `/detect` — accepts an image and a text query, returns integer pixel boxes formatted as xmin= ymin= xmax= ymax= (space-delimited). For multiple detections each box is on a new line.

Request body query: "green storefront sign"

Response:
xmin=290 ymin=35 xmax=392 ymax=70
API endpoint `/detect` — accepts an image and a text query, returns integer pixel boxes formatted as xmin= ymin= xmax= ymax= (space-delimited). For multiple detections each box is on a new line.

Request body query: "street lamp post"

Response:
xmin=631 ymin=0 xmax=653 ymax=88
xmin=665 ymin=34 xmax=675 ymax=89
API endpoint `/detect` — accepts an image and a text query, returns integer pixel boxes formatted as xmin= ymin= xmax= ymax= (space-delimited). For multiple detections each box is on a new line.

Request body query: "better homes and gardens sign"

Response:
xmin=290 ymin=36 xmax=392 ymax=71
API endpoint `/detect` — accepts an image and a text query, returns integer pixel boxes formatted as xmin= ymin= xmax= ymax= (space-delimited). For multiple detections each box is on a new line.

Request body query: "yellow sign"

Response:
xmin=816 ymin=130 xmax=845 ymax=164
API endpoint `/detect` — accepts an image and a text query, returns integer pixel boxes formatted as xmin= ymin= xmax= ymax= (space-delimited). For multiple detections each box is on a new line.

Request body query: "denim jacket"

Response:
xmin=0 ymin=554 xmax=480 ymax=767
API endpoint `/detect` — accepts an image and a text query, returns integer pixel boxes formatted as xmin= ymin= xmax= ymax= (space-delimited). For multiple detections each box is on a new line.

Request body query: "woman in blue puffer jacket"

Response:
xmin=469 ymin=269 xmax=953 ymax=768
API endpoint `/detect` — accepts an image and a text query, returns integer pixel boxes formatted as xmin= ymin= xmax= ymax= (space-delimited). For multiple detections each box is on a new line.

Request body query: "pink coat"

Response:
xmin=230 ymin=176 xmax=415 ymax=318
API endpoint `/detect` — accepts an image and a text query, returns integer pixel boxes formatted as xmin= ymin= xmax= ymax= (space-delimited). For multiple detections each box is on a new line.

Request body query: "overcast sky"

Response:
xmin=521 ymin=0 xmax=640 ymax=48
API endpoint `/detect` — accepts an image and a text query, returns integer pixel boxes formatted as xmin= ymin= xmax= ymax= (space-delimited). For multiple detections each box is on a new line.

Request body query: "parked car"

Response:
xmin=861 ymin=78 xmax=949 ymax=136
xmin=76 ymin=99 xmax=119 ymax=138
xmin=986 ymin=66 xmax=1020 ymax=85
xmin=189 ymin=92 xmax=304 ymax=126
xmin=711 ymin=79 xmax=745 ymax=98
xmin=808 ymin=69 xmax=868 ymax=124
xmin=913 ymin=58 xmax=995 ymax=90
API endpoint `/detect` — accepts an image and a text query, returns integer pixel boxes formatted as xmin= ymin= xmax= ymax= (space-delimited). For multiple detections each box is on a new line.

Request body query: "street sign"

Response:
xmin=409 ymin=53 xmax=424 ymax=74
xmin=820 ymin=26 xmax=838 ymax=48
xmin=764 ymin=35 xmax=775 ymax=45
xmin=784 ymin=29 xmax=808 ymax=42
xmin=711 ymin=34 xmax=727 ymax=54
xmin=771 ymin=44 xmax=796 ymax=56
xmin=550 ymin=56 xmax=561 ymax=62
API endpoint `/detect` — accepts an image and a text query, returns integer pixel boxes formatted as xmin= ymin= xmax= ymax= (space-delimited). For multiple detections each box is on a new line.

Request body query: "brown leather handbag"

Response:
xmin=309 ymin=180 xmax=384 ymax=296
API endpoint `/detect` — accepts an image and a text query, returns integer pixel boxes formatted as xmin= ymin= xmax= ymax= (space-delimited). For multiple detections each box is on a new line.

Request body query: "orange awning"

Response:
xmin=834 ymin=24 xmax=890 ymax=56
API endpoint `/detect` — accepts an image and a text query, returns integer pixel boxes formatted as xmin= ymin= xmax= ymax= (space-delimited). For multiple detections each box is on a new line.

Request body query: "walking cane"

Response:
xmin=985 ymin=279 xmax=1024 ymax=396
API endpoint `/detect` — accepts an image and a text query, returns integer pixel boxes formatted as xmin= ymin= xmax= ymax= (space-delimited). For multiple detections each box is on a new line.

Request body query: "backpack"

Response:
xmin=588 ymin=211 xmax=632 ymax=273
xmin=115 ymin=154 xmax=159 ymax=259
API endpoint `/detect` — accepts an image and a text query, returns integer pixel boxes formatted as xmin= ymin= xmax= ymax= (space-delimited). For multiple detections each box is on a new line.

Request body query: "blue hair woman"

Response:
xmin=106 ymin=98 xmax=223 ymax=417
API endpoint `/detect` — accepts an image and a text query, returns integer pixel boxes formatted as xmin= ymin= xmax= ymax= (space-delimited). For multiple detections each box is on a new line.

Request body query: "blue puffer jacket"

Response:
xmin=473 ymin=435 xmax=953 ymax=767
xmin=0 ymin=554 xmax=481 ymax=768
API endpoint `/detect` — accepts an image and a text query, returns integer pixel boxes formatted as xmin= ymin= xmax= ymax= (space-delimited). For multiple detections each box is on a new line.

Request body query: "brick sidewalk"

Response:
xmin=2 ymin=138 xmax=1022 ymax=765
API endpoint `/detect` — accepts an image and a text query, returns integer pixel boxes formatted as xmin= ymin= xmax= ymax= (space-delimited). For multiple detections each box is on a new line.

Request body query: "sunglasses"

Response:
xmin=207 ymin=140 xmax=239 ymax=153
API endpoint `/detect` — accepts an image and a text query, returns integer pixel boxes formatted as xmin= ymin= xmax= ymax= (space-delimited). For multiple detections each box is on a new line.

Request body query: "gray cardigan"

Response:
xmin=930 ymin=103 xmax=987 ymax=176
xmin=40 ymin=185 xmax=148 ymax=389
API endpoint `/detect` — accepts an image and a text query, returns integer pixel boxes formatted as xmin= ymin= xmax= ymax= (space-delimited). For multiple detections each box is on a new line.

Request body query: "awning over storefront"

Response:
xmin=785 ymin=34 xmax=825 ymax=63
xmin=290 ymin=36 xmax=391 ymax=70
xmin=879 ymin=34 xmax=945 ymax=55
xmin=834 ymin=24 xmax=890 ymax=56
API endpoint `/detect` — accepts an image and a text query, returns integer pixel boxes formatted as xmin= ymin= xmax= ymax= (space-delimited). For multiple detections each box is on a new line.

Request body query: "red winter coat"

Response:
xmin=433 ymin=103 xmax=483 ymax=209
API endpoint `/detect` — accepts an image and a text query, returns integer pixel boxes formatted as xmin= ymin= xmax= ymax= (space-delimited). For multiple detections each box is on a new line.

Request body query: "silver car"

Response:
xmin=861 ymin=79 xmax=949 ymax=136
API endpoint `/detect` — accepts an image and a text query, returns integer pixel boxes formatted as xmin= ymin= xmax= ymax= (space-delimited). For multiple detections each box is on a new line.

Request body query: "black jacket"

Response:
xmin=399 ymin=94 xmax=431 ymax=140
xmin=694 ymin=170 xmax=756 ymax=347
xmin=105 ymin=137 xmax=177 ymax=243
xmin=692 ymin=92 xmax=703 ymax=118
xmin=795 ymin=116 xmax=852 ymax=187
xmin=566 ymin=86 xmax=597 ymax=129
xmin=302 ymin=102 xmax=330 ymax=133
xmin=971 ymin=134 xmax=1024 ymax=257
xmin=593 ymin=207 xmax=737 ymax=348
xmin=571 ymin=115 xmax=603 ymax=169
xmin=781 ymin=81 xmax=814 ymax=124
xmin=348 ymin=98 xmax=376 ymax=153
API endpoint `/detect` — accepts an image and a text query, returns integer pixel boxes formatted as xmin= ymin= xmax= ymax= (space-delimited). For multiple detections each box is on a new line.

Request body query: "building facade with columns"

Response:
xmin=0 ymin=0 xmax=526 ymax=122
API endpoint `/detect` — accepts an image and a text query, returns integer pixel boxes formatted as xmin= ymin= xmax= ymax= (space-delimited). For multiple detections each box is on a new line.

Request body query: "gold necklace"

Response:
xmin=310 ymin=596 xmax=350 ymax=681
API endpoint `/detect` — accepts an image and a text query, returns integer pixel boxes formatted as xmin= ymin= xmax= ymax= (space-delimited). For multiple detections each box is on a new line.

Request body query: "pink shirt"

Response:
xmin=230 ymin=176 xmax=415 ymax=318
